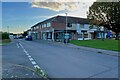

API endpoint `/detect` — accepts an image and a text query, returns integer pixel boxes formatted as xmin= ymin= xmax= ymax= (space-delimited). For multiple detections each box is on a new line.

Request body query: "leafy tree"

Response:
xmin=23 ymin=31 xmax=28 ymax=37
xmin=2 ymin=32 xmax=9 ymax=39
xmin=87 ymin=2 xmax=120 ymax=39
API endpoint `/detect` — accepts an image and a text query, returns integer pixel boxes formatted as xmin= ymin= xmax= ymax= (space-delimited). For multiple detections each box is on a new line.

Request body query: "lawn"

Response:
xmin=0 ymin=39 xmax=11 ymax=45
xmin=70 ymin=39 xmax=120 ymax=52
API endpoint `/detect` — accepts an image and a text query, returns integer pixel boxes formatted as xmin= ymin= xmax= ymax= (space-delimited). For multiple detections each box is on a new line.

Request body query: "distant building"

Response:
xmin=30 ymin=15 xmax=107 ymax=41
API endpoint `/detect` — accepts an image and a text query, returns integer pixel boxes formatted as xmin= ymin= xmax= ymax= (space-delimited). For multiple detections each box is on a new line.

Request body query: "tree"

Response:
xmin=23 ymin=31 xmax=28 ymax=37
xmin=2 ymin=32 xmax=9 ymax=40
xmin=87 ymin=2 xmax=120 ymax=39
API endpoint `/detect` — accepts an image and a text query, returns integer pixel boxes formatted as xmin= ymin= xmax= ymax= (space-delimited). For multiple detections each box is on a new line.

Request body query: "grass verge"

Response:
xmin=0 ymin=39 xmax=11 ymax=45
xmin=70 ymin=39 xmax=120 ymax=52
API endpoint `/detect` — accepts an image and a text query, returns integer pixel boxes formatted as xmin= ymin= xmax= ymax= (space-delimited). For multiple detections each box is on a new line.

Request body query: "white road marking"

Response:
xmin=34 ymin=65 xmax=40 ymax=69
xmin=24 ymin=49 xmax=28 ymax=53
xmin=29 ymin=58 xmax=34 ymax=61
xmin=28 ymin=55 xmax=31 ymax=58
xmin=19 ymin=43 xmax=24 ymax=49
xmin=24 ymin=51 xmax=27 ymax=53
xmin=16 ymin=43 xmax=19 ymax=48
xmin=31 ymin=61 xmax=37 ymax=65
xmin=26 ymin=53 xmax=29 ymax=56
xmin=23 ymin=49 xmax=26 ymax=51
xmin=19 ymin=42 xmax=46 ymax=77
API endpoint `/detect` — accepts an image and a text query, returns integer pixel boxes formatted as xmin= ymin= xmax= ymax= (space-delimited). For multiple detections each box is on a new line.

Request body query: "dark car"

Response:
xmin=25 ymin=36 xmax=32 ymax=41
xmin=18 ymin=36 xmax=24 ymax=39
xmin=14 ymin=36 xmax=18 ymax=39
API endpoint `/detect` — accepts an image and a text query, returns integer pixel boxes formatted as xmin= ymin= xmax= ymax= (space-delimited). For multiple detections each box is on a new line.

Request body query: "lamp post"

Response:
xmin=7 ymin=26 xmax=9 ymax=34
xmin=65 ymin=13 xmax=67 ymax=34
xmin=64 ymin=13 xmax=69 ymax=44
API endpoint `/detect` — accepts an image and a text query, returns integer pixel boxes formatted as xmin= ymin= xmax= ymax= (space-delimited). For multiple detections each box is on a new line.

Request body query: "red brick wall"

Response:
xmin=51 ymin=22 xmax=66 ymax=30
xmin=41 ymin=27 xmax=52 ymax=31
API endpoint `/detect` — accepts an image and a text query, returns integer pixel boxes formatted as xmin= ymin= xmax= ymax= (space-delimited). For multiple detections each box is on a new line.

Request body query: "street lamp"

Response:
xmin=64 ymin=13 xmax=69 ymax=44
xmin=65 ymin=13 xmax=67 ymax=34
xmin=7 ymin=26 xmax=9 ymax=34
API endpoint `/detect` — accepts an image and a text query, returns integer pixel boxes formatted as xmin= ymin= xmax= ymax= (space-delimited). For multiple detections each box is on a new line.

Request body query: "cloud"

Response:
xmin=44 ymin=2 xmax=94 ymax=18
xmin=31 ymin=2 xmax=78 ymax=11
xmin=30 ymin=0 xmax=96 ymax=18
xmin=30 ymin=0 xmax=96 ymax=11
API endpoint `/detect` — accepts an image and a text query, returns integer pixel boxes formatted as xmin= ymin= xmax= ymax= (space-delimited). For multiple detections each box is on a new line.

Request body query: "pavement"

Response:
xmin=2 ymin=39 xmax=119 ymax=79
xmin=35 ymin=40 xmax=119 ymax=57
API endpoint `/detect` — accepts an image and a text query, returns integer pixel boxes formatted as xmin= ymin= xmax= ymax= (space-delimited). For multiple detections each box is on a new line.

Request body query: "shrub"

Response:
xmin=2 ymin=32 xmax=9 ymax=40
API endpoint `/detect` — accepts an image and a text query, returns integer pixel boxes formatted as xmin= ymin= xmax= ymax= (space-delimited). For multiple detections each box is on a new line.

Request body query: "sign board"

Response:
xmin=64 ymin=33 xmax=70 ymax=39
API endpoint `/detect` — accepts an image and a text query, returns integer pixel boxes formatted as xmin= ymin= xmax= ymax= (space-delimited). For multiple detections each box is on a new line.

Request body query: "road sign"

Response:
xmin=64 ymin=33 xmax=69 ymax=39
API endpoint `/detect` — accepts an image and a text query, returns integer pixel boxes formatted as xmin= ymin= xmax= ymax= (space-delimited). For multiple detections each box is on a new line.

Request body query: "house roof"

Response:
xmin=55 ymin=16 xmax=89 ymax=24
xmin=31 ymin=15 xmax=89 ymax=28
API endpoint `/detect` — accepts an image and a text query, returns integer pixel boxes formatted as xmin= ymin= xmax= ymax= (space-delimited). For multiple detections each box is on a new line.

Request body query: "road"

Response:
xmin=2 ymin=39 xmax=119 ymax=79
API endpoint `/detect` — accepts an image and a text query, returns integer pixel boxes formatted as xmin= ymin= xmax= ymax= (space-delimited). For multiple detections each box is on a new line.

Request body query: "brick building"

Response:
xmin=29 ymin=15 xmax=107 ymax=41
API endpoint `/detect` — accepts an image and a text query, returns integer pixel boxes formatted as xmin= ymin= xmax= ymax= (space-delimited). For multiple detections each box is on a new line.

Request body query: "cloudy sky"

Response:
xmin=2 ymin=0 xmax=96 ymax=33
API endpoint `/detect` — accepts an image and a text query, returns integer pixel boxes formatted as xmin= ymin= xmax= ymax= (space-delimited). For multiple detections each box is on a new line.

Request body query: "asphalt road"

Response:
xmin=2 ymin=40 xmax=39 ymax=78
xmin=2 ymin=39 xmax=119 ymax=79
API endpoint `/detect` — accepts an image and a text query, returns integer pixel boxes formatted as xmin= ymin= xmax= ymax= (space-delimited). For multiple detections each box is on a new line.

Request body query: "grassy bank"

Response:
xmin=70 ymin=39 xmax=119 ymax=52
xmin=0 ymin=39 xmax=11 ymax=45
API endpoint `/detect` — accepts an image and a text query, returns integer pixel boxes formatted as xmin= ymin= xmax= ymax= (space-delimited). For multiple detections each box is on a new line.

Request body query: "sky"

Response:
xmin=2 ymin=1 xmax=95 ymax=34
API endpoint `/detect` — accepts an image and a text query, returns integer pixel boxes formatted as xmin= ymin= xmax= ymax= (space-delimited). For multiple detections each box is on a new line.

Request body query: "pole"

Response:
xmin=52 ymin=28 xmax=54 ymax=42
xmin=7 ymin=26 xmax=9 ymax=34
xmin=65 ymin=13 xmax=68 ymax=44
xmin=65 ymin=13 xmax=67 ymax=34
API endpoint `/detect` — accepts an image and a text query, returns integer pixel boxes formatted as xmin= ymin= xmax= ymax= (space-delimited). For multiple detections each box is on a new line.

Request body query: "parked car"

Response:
xmin=14 ymin=36 xmax=18 ymax=39
xmin=25 ymin=35 xmax=32 ymax=41
xmin=18 ymin=36 xmax=24 ymax=39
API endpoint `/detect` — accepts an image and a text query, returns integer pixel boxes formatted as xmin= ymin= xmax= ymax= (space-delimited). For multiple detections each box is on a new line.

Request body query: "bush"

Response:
xmin=2 ymin=32 xmax=9 ymax=40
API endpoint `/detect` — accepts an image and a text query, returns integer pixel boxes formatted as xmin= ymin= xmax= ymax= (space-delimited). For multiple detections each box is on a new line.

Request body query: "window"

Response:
xmin=78 ymin=34 xmax=82 ymax=38
xmin=44 ymin=24 xmax=46 ymax=27
xmin=72 ymin=23 xmax=76 ymax=27
xmin=33 ymin=27 xmax=35 ymax=30
xmin=39 ymin=25 xmax=41 ymax=29
xmin=84 ymin=34 xmax=88 ymax=38
xmin=31 ymin=28 xmax=33 ymax=31
xmin=80 ymin=24 xmax=84 ymax=28
xmin=36 ymin=26 xmax=39 ymax=29
xmin=47 ymin=22 xmax=51 ymax=27
xmin=41 ymin=24 xmax=44 ymax=28
xmin=84 ymin=24 xmax=89 ymax=29
xmin=67 ymin=23 xmax=72 ymax=27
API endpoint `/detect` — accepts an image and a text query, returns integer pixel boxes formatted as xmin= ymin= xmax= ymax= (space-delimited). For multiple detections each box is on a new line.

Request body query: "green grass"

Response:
xmin=70 ymin=39 xmax=120 ymax=52
xmin=0 ymin=39 xmax=11 ymax=45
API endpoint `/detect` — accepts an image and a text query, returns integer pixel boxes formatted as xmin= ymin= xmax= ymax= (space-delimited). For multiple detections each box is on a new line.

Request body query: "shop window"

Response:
xmin=78 ymin=34 xmax=82 ymax=38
